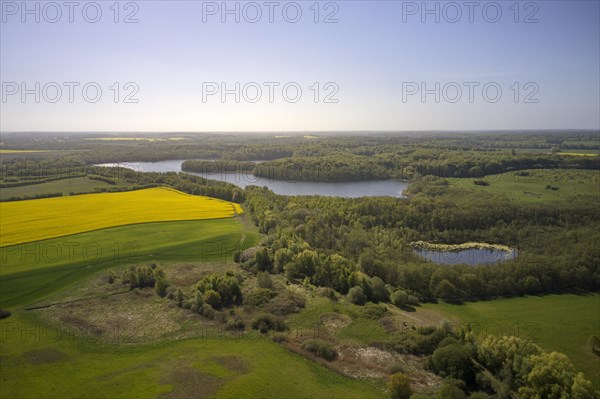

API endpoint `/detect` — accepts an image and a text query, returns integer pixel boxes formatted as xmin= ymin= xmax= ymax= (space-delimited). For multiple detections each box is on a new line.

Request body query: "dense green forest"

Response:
xmin=242 ymin=178 xmax=599 ymax=302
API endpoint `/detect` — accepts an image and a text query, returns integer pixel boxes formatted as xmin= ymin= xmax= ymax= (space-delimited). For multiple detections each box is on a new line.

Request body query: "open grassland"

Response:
xmin=448 ymin=168 xmax=599 ymax=203
xmin=423 ymin=294 xmax=600 ymax=387
xmin=0 ymin=215 xmax=383 ymax=399
xmin=0 ymin=187 xmax=241 ymax=247
xmin=0 ymin=313 xmax=384 ymax=399
xmin=0 ymin=177 xmax=132 ymax=200
xmin=0 ymin=218 xmax=257 ymax=307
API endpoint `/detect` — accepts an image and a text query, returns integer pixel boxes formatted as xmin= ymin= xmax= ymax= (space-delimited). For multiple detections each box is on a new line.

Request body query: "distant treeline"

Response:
xmin=182 ymin=152 xmax=599 ymax=182
xmin=0 ymin=157 xmax=246 ymax=203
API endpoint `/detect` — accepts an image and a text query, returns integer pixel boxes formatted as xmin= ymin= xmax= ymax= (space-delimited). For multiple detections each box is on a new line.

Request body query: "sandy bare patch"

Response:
xmin=320 ymin=313 xmax=351 ymax=335
xmin=337 ymin=345 xmax=442 ymax=393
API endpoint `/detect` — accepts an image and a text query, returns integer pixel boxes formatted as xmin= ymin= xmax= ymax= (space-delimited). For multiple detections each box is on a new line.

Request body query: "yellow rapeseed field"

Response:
xmin=0 ymin=187 xmax=242 ymax=247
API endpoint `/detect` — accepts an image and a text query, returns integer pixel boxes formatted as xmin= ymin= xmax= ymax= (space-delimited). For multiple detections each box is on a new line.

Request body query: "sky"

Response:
xmin=1 ymin=0 xmax=599 ymax=132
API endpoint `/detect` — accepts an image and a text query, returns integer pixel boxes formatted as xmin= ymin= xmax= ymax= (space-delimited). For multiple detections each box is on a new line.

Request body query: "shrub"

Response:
xmin=391 ymin=290 xmax=409 ymax=308
xmin=197 ymin=272 xmax=243 ymax=307
xmin=378 ymin=324 xmax=452 ymax=355
xmin=266 ymin=290 xmax=306 ymax=315
xmin=155 ymin=277 xmax=168 ymax=298
xmin=317 ymin=287 xmax=336 ymax=300
xmin=387 ymin=372 xmax=412 ymax=399
xmin=389 ymin=363 xmax=405 ymax=374
xmin=203 ymin=290 xmax=222 ymax=309
xmin=0 ymin=309 xmax=11 ymax=319
xmin=271 ymin=332 xmax=288 ymax=343
xmin=251 ymin=314 xmax=286 ymax=333
xmin=255 ymin=247 xmax=273 ymax=272
xmin=244 ymin=288 xmax=275 ymax=307
xmin=370 ymin=276 xmax=389 ymax=303
xmin=190 ymin=291 xmax=203 ymax=313
xmin=467 ymin=393 xmax=488 ymax=399
xmin=361 ymin=303 xmax=388 ymax=319
xmin=175 ymin=288 xmax=185 ymax=307
xmin=407 ymin=295 xmax=419 ymax=306
xmin=430 ymin=344 xmax=474 ymax=384
xmin=473 ymin=180 xmax=489 ymax=186
xmin=436 ymin=382 xmax=466 ymax=399
xmin=201 ymin=304 xmax=215 ymax=319
xmin=301 ymin=339 xmax=338 ymax=361
xmin=224 ymin=318 xmax=246 ymax=331
xmin=107 ymin=270 xmax=116 ymax=284
xmin=347 ymin=286 xmax=367 ymax=305
xmin=257 ymin=271 xmax=274 ymax=289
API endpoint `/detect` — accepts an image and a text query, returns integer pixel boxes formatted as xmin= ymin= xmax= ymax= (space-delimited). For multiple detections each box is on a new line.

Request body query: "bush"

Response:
xmin=378 ymin=324 xmax=452 ymax=355
xmin=271 ymin=332 xmax=288 ymax=343
xmin=435 ymin=383 xmax=466 ymax=399
xmin=317 ymin=287 xmax=337 ymax=300
xmin=155 ymin=277 xmax=168 ymax=298
xmin=387 ymin=372 xmax=412 ymax=399
xmin=467 ymin=393 xmax=488 ymax=399
xmin=361 ymin=303 xmax=388 ymax=319
xmin=430 ymin=344 xmax=474 ymax=384
xmin=389 ymin=363 xmax=405 ymax=374
xmin=301 ymin=339 xmax=338 ymax=361
xmin=203 ymin=290 xmax=222 ymax=309
xmin=197 ymin=272 xmax=243 ymax=307
xmin=407 ymin=295 xmax=419 ymax=306
xmin=255 ymin=247 xmax=273 ymax=272
xmin=257 ymin=271 xmax=274 ymax=289
xmin=347 ymin=286 xmax=367 ymax=305
xmin=391 ymin=290 xmax=409 ymax=307
xmin=251 ymin=314 xmax=286 ymax=333
xmin=190 ymin=291 xmax=204 ymax=313
xmin=473 ymin=180 xmax=489 ymax=186
xmin=244 ymin=288 xmax=276 ymax=307
xmin=201 ymin=304 xmax=215 ymax=319
xmin=0 ymin=309 xmax=11 ymax=319
xmin=370 ymin=276 xmax=389 ymax=303
xmin=224 ymin=318 xmax=245 ymax=331
xmin=175 ymin=288 xmax=185 ymax=307
xmin=266 ymin=290 xmax=306 ymax=315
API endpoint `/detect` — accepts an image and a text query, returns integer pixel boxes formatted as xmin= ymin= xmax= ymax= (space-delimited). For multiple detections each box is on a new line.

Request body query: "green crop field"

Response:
xmin=447 ymin=169 xmax=599 ymax=203
xmin=0 ymin=218 xmax=256 ymax=308
xmin=0 ymin=177 xmax=131 ymax=200
xmin=424 ymin=294 xmax=600 ymax=387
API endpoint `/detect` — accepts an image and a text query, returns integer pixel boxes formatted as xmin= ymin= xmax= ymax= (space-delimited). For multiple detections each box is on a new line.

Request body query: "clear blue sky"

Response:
xmin=1 ymin=0 xmax=599 ymax=132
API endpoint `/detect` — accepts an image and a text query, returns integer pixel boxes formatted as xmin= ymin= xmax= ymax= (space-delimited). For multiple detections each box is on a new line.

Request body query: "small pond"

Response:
xmin=414 ymin=247 xmax=518 ymax=266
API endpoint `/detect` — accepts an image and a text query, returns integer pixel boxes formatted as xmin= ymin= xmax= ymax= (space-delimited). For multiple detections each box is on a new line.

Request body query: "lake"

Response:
xmin=414 ymin=248 xmax=518 ymax=266
xmin=95 ymin=160 xmax=409 ymax=198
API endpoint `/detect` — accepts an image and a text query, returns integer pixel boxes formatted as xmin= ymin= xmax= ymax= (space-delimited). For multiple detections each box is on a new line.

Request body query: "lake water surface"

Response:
xmin=96 ymin=160 xmax=408 ymax=198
